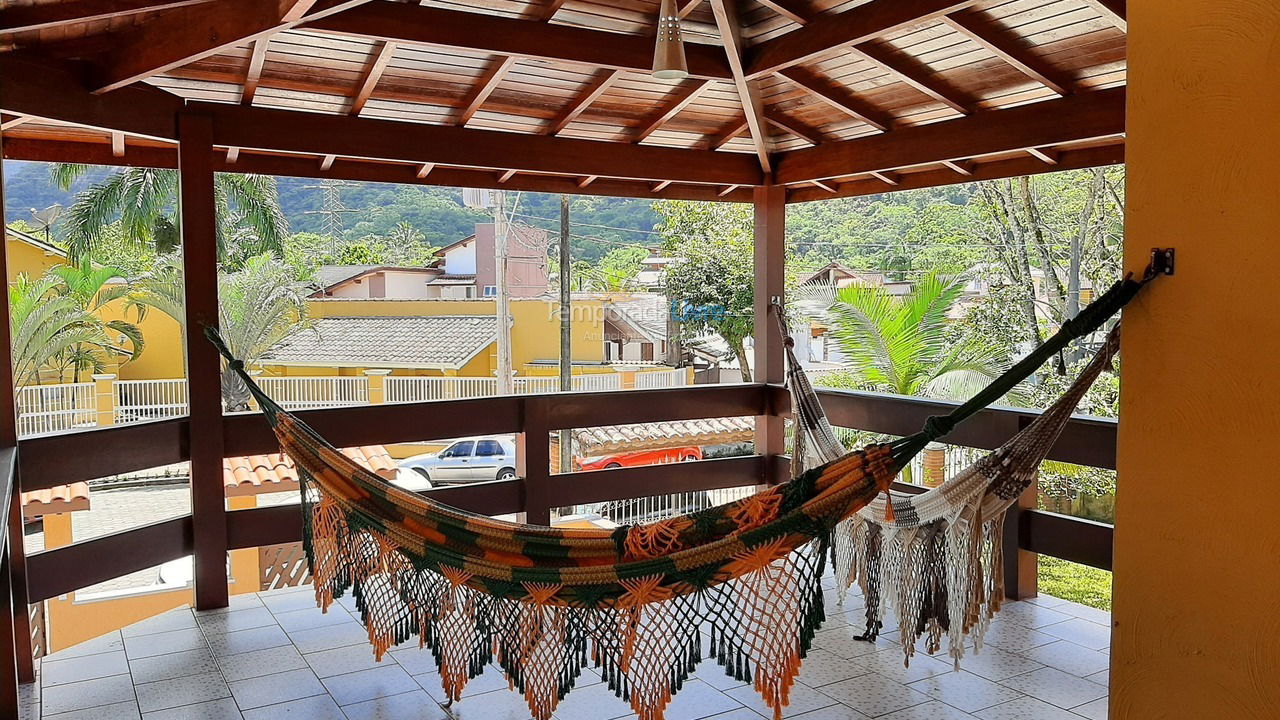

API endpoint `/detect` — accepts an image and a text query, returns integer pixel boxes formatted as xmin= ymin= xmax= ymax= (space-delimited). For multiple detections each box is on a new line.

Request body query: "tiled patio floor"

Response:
xmin=19 ymin=577 xmax=1111 ymax=720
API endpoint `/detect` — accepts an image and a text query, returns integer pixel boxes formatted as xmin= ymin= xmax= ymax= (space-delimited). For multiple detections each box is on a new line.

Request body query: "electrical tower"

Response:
xmin=302 ymin=179 xmax=359 ymax=251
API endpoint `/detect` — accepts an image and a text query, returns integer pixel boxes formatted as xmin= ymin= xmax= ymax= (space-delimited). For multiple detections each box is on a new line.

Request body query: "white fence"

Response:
xmin=14 ymin=368 xmax=689 ymax=438
xmin=113 ymin=378 xmax=189 ymax=423
xmin=16 ymin=383 xmax=96 ymax=437
xmin=258 ymin=376 xmax=369 ymax=410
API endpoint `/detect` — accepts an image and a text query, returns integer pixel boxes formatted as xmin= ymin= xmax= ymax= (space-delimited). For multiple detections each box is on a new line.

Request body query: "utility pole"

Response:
xmin=558 ymin=195 xmax=573 ymax=473
xmin=494 ymin=190 xmax=514 ymax=395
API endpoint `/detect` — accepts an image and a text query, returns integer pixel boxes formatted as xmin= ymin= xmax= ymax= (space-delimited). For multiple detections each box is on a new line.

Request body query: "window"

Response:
xmin=443 ymin=441 xmax=475 ymax=458
xmin=483 ymin=285 xmax=497 ymax=297
xmin=476 ymin=439 xmax=505 ymax=457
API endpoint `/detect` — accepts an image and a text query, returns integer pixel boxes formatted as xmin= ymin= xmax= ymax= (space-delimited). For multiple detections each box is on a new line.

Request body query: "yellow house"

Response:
xmin=5 ymin=225 xmax=66 ymax=283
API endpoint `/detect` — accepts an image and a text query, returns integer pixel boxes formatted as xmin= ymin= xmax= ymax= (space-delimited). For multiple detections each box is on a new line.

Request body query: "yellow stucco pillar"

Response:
xmin=618 ymin=369 xmax=637 ymax=390
xmin=1114 ymin=2 xmax=1280 ymax=716
xmin=42 ymin=512 xmax=73 ymax=550
xmin=91 ymin=373 xmax=115 ymax=427
xmin=364 ymin=369 xmax=391 ymax=404
xmin=227 ymin=495 xmax=260 ymax=596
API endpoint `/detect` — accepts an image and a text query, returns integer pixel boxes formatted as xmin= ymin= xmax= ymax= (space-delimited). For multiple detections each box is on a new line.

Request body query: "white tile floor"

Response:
xmin=19 ymin=580 xmax=1112 ymax=720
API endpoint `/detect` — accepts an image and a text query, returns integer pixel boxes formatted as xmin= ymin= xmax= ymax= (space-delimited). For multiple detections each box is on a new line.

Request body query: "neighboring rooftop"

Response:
xmin=571 ymin=416 xmax=754 ymax=455
xmin=223 ymin=446 xmax=396 ymax=497
xmin=261 ymin=316 xmax=496 ymax=370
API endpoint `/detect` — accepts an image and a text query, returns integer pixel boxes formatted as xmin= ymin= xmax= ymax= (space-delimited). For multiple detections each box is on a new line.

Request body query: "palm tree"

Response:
xmin=50 ymin=165 xmax=289 ymax=265
xmin=8 ymin=274 xmax=135 ymax=387
xmin=805 ymin=272 xmax=1004 ymax=399
xmin=46 ymin=259 xmax=147 ymax=382
xmin=134 ymin=254 xmax=312 ymax=411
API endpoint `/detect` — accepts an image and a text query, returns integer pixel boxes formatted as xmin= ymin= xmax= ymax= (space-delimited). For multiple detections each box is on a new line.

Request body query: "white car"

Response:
xmin=399 ymin=436 xmax=518 ymax=485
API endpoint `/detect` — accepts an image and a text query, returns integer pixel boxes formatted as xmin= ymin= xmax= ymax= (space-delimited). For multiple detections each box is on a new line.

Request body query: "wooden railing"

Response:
xmin=8 ymin=383 xmax=1118 ymax=635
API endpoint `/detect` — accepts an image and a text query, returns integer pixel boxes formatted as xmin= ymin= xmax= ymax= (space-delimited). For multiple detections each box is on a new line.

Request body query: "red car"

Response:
xmin=576 ymin=446 xmax=702 ymax=471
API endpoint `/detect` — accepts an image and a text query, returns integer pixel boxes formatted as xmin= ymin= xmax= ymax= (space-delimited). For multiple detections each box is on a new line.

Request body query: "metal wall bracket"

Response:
xmin=1150 ymin=248 xmax=1175 ymax=275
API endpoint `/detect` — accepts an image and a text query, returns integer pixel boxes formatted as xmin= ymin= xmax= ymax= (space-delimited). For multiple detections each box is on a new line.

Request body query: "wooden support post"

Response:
xmin=178 ymin=111 xmax=229 ymax=610
xmin=753 ymin=184 xmax=786 ymax=482
xmin=1001 ymin=481 xmax=1039 ymax=600
xmin=518 ymin=398 xmax=552 ymax=525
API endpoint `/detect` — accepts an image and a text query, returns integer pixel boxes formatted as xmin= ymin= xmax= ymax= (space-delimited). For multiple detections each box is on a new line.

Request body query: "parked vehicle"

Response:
xmin=576 ymin=446 xmax=702 ymax=472
xmin=400 ymin=436 xmax=518 ymax=484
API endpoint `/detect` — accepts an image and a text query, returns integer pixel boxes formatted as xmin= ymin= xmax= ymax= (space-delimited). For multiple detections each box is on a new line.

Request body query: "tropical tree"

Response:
xmin=46 ymin=258 xmax=146 ymax=382
xmin=133 ymin=254 xmax=312 ymax=411
xmin=807 ymin=272 xmax=1004 ymax=400
xmin=50 ymin=165 xmax=289 ymax=266
xmin=657 ymin=200 xmax=757 ymax=381
xmin=8 ymin=274 xmax=136 ymax=386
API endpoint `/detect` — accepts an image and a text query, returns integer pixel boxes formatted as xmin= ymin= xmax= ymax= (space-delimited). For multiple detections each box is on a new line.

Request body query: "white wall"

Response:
xmin=444 ymin=242 xmax=476 ymax=275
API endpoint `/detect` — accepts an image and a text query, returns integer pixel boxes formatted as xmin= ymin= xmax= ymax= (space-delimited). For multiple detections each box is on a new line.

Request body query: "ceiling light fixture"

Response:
xmin=652 ymin=0 xmax=689 ymax=80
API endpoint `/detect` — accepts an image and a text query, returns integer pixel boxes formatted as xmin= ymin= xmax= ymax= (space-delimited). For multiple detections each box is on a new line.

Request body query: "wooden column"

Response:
xmin=179 ymin=111 xmax=229 ymax=610
xmin=1113 ymin=1 xmax=1280 ymax=714
xmin=0 ymin=127 xmax=34 ymax=715
xmin=753 ymin=184 xmax=786 ymax=481
xmin=518 ymin=398 xmax=552 ymax=525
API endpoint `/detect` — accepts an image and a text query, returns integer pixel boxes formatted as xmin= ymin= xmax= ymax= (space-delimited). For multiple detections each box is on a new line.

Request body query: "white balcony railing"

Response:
xmin=257 ymin=376 xmax=369 ymax=410
xmin=16 ymin=383 xmax=96 ymax=437
xmin=113 ymin=378 xmax=189 ymax=423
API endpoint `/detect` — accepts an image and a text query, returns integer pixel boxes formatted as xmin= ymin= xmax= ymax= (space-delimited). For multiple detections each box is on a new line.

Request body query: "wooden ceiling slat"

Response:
xmin=0 ymin=0 xmax=212 ymax=34
xmin=744 ymin=0 xmax=979 ymax=78
xmin=776 ymin=66 xmax=893 ymax=132
xmin=1079 ymin=0 xmax=1126 ymax=31
xmin=941 ymin=12 xmax=1074 ymax=94
xmin=303 ymin=2 xmax=734 ymax=79
xmin=851 ymin=41 xmax=975 ymax=115
xmin=88 ymin=0 xmax=368 ymax=93
xmin=764 ymin=110 xmax=826 ymax=145
xmin=774 ymin=85 xmax=1123 ymax=183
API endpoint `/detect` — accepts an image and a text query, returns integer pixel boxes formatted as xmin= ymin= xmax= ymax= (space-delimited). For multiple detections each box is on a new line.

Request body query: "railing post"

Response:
xmin=1002 ymin=474 xmax=1040 ymax=600
xmin=518 ymin=398 xmax=552 ymax=525
xmin=179 ymin=110 xmax=230 ymax=610
xmin=364 ymin=369 xmax=390 ymax=404
xmin=92 ymin=374 xmax=116 ymax=427
xmin=753 ymin=184 xmax=786 ymax=482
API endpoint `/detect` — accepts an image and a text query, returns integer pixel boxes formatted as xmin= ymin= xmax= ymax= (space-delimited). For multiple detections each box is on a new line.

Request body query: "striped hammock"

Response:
xmin=207 ymin=271 xmax=1149 ymax=720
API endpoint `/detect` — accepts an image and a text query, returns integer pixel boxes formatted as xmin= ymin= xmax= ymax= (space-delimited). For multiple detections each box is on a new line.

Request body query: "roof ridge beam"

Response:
xmin=773 ymin=87 xmax=1125 ymax=184
xmin=744 ymin=0 xmax=977 ymax=79
xmin=304 ymin=2 xmax=734 ymax=80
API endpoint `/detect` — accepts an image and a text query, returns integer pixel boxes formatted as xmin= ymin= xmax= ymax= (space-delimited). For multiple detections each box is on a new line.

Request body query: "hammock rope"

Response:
xmin=206 ymin=267 xmax=1154 ymax=720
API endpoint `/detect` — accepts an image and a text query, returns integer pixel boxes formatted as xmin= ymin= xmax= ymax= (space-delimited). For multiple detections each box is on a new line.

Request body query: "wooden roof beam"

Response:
xmin=941 ymin=159 xmax=972 ymax=175
xmin=498 ymin=169 xmax=518 ymax=183
xmin=633 ymin=79 xmax=714 ymax=142
xmin=852 ymin=42 xmax=973 ymax=115
xmin=305 ymin=2 xmax=734 ymax=80
xmin=349 ymin=40 xmax=397 ymax=116
xmin=745 ymin=0 xmax=978 ymax=78
xmin=319 ymin=154 xmax=337 ymax=171
xmin=111 ymin=132 xmax=126 ymax=158
xmin=88 ymin=0 xmax=369 ymax=93
xmin=1081 ymin=0 xmax=1126 ymax=31
xmin=705 ymin=118 xmax=749 ymax=149
xmin=0 ymin=115 xmax=32 ymax=131
xmin=869 ymin=170 xmax=898 ymax=185
xmin=0 ymin=0 xmax=212 ymax=34
xmin=545 ymin=69 xmax=623 ymax=136
xmin=756 ymin=0 xmax=817 ymax=25
xmin=194 ymin=101 xmax=764 ymax=185
xmin=577 ymin=176 xmax=598 ymax=188
xmin=651 ymin=180 xmax=673 ymax=192
xmin=764 ymin=110 xmax=826 ymax=146
xmin=678 ymin=1 xmax=704 ymax=19
xmin=810 ymin=179 xmax=837 ymax=193
xmin=1026 ymin=147 xmax=1060 ymax=164
xmin=456 ymin=56 xmax=517 ymax=126
xmin=718 ymin=184 xmax=740 ymax=197
xmin=776 ymin=67 xmax=892 ymax=132
xmin=526 ymin=0 xmax=570 ymax=22
xmin=416 ymin=163 xmax=435 ymax=179
xmin=773 ymin=86 xmax=1125 ymax=183
xmin=941 ymin=12 xmax=1074 ymax=96
xmin=241 ymin=38 xmax=269 ymax=105
xmin=711 ymin=0 xmax=772 ymax=172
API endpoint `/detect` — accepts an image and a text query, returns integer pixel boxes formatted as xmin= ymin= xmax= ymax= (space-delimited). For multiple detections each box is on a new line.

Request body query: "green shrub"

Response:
xmin=1037 ymin=556 xmax=1112 ymax=611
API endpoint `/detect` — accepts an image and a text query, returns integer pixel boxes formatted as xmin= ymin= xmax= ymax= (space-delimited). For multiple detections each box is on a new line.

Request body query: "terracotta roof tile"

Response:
xmin=223 ymin=445 xmax=396 ymax=497
xmin=262 ymin=316 xmax=495 ymax=368
xmin=569 ymin=417 xmax=754 ymax=454
xmin=22 ymin=482 xmax=90 ymax=519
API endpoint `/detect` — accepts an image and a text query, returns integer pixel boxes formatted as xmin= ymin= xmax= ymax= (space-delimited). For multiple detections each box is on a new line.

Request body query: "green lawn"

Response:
xmin=1037 ymin=556 xmax=1112 ymax=611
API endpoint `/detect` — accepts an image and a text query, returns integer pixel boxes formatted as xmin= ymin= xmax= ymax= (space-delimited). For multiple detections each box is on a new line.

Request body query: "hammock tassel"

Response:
xmin=883 ymin=490 xmax=895 ymax=523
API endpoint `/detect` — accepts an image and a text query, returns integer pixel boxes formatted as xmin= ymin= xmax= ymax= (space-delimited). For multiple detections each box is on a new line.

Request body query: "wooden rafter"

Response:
xmin=764 ymin=110 xmax=826 ymax=145
xmin=241 ymin=39 xmax=269 ymax=105
xmin=0 ymin=0 xmax=212 ymax=34
xmin=1081 ymin=0 xmax=1126 ymax=31
xmin=348 ymin=41 xmax=397 ymax=116
xmin=756 ymin=0 xmax=817 ymax=25
xmin=744 ymin=0 xmax=978 ymax=78
xmin=710 ymin=0 xmax=772 ymax=172
xmin=773 ymin=86 xmax=1124 ymax=183
xmin=456 ymin=56 xmax=518 ymax=126
xmin=89 ymin=0 xmax=368 ymax=93
xmin=651 ymin=180 xmax=673 ymax=192
xmin=225 ymin=147 xmax=240 ymax=164
xmin=706 ymin=118 xmax=749 ymax=149
xmin=0 ymin=115 xmax=32 ymax=131
xmin=677 ymin=1 xmax=703 ymax=19
xmin=545 ymin=69 xmax=623 ymax=136
xmin=776 ymin=67 xmax=892 ymax=132
xmin=526 ymin=0 xmax=570 ymax=22
xmin=416 ymin=163 xmax=435 ymax=179
xmin=941 ymin=159 xmax=972 ymax=175
xmin=869 ymin=170 xmax=898 ymax=185
xmin=1026 ymin=147 xmax=1059 ymax=164
xmin=633 ymin=79 xmax=714 ymax=142
xmin=810 ymin=179 xmax=837 ymax=193
xmin=718 ymin=184 xmax=740 ymax=196
xmin=577 ymin=176 xmax=598 ymax=188
xmin=305 ymin=2 xmax=734 ymax=80
xmin=852 ymin=42 xmax=973 ymax=115
xmin=111 ymin=131 xmax=126 ymax=157
xmin=498 ymin=169 xmax=518 ymax=183
xmin=320 ymin=153 xmax=337 ymax=170
xmin=941 ymin=12 xmax=1074 ymax=96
